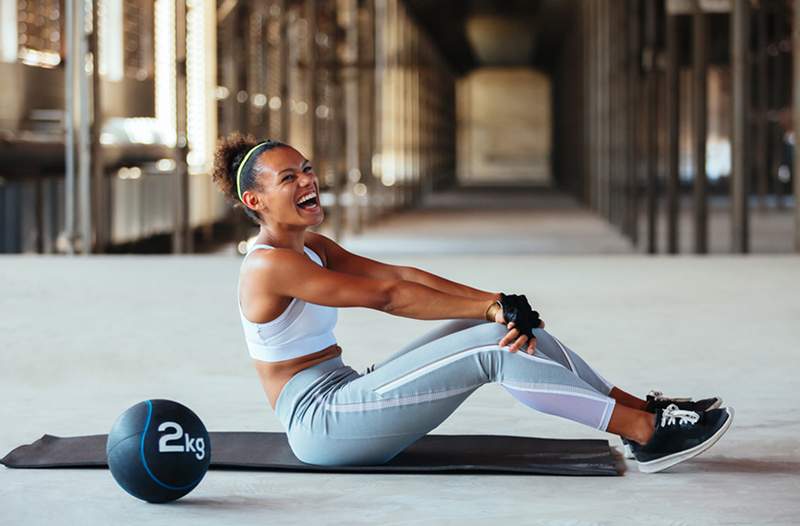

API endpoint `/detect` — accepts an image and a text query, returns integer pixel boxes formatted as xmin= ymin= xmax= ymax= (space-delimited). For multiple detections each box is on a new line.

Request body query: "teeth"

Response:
xmin=296 ymin=191 xmax=317 ymax=205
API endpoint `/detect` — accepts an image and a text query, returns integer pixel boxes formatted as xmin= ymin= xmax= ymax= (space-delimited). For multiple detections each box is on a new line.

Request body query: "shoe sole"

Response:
xmin=622 ymin=398 xmax=723 ymax=460
xmin=636 ymin=407 xmax=734 ymax=474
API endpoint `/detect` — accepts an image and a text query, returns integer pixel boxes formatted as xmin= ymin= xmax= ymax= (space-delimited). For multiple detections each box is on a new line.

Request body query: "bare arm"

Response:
xmin=309 ymin=232 xmax=501 ymax=304
xmin=249 ymin=248 xmax=495 ymax=321
xmin=301 ymin=232 xmax=538 ymax=351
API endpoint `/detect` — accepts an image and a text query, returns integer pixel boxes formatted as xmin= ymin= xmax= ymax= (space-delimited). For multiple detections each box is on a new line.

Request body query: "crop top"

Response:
xmin=237 ymin=243 xmax=338 ymax=362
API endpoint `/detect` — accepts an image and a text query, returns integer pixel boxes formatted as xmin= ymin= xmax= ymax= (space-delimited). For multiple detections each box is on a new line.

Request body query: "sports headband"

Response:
xmin=236 ymin=141 xmax=270 ymax=203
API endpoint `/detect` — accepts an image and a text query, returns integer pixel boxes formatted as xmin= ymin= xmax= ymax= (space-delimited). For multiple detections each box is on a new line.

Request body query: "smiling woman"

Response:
xmin=210 ymin=132 xmax=733 ymax=474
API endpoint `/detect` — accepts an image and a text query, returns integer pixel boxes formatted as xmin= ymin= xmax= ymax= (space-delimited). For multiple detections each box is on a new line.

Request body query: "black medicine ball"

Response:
xmin=106 ymin=399 xmax=211 ymax=503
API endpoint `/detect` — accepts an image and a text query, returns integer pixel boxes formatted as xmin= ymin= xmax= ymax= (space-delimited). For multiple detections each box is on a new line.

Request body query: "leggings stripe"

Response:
xmin=373 ymin=344 xmax=556 ymax=395
xmin=317 ymin=385 xmax=476 ymax=413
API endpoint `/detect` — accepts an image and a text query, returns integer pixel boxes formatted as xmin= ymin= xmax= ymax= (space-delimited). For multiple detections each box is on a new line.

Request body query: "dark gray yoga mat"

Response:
xmin=1 ymin=432 xmax=619 ymax=476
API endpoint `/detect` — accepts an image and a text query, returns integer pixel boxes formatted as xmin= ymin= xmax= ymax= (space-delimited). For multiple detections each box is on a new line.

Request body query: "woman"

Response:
xmin=212 ymin=134 xmax=734 ymax=474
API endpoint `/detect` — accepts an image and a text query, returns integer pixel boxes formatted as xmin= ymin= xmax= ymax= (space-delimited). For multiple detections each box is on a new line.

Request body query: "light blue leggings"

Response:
xmin=274 ymin=320 xmax=617 ymax=466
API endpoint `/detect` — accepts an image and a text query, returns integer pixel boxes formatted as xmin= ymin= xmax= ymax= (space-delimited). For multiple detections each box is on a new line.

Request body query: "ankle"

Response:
xmin=629 ymin=412 xmax=656 ymax=445
xmin=634 ymin=411 xmax=656 ymax=445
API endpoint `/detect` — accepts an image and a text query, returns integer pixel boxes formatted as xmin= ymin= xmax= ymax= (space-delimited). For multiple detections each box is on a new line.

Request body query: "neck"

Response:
xmin=258 ymin=224 xmax=306 ymax=253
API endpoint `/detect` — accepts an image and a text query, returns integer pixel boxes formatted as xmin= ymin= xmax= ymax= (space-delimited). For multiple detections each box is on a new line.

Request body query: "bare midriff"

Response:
xmin=253 ymin=343 xmax=343 ymax=410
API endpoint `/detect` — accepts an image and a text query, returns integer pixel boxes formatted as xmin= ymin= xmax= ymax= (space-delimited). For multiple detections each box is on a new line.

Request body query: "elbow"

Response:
xmin=378 ymin=279 xmax=405 ymax=314
xmin=394 ymin=265 xmax=416 ymax=281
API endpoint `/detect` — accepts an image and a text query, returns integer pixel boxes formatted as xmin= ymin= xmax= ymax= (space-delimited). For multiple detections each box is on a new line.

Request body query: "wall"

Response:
xmin=456 ymin=67 xmax=552 ymax=186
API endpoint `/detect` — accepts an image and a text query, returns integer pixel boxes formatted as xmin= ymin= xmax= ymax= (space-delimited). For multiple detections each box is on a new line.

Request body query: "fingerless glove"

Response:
xmin=498 ymin=293 xmax=541 ymax=339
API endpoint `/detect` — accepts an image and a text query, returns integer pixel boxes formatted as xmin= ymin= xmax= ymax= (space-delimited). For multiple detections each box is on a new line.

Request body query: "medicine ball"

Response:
xmin=106 ymin=399 xmax=211 ymax=503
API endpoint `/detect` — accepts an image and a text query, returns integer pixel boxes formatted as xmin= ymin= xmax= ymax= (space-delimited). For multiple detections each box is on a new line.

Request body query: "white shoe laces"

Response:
xmin=660 ymin=403 xmax=700 ymax=427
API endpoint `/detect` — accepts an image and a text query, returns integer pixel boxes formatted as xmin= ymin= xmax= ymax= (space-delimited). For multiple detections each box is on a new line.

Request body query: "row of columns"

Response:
xmin=555 ymin=0 xmax=800 ymax=254
xmin=216 ymin=0 xmax=455 ymax=244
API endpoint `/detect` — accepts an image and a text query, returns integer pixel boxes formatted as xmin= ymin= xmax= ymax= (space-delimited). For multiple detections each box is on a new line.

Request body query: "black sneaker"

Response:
xmin=621 ymin=391 xmax=723 ymax=459
xmin=645 ymin=390 xmax=722 ymax=413
xmin=629 ymin=404 xmax=734 ymax=473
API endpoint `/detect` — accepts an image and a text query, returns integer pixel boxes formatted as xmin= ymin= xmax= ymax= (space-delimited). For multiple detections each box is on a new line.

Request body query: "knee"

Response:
xmin=469 ymin=321 xmax=508 ymax=342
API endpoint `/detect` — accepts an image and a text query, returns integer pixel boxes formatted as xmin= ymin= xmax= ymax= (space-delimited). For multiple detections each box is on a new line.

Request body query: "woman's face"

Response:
xmin=243 ymin=145 xmax=324 ymax=227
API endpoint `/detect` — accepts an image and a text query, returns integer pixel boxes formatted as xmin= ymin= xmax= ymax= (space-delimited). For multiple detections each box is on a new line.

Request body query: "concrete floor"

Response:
xmin=339 ymin=188 xmax=796 ymax=256
xmin=2 ymin=190 xmax=799 ymax=525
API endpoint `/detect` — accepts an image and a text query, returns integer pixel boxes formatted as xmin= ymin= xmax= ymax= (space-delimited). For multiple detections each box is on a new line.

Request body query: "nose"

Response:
xmin=299 ymin=170 xmax=315 ymax=187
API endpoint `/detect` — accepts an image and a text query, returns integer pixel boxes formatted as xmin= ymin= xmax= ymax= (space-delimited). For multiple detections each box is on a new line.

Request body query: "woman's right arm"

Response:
xmin=249 ymin=248 xmax=534 ymax=352
xmin=248 ymin=248 xmax=493 ymax=321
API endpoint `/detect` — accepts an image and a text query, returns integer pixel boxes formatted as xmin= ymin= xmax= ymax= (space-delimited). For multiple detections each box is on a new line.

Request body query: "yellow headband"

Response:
xmin=236 ymin=142 xmax=268 ymax=202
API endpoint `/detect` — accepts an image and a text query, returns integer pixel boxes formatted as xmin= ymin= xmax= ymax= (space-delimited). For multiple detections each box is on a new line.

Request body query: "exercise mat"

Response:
xmin=2 ymin=432 xmax=618 ymax=476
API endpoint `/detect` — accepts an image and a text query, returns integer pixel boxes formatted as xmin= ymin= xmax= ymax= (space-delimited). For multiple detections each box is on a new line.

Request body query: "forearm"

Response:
xmin=397 ymin=266 xmax=500 ymax=303
xmin=383 ymin=279 xmax=495 ymax=320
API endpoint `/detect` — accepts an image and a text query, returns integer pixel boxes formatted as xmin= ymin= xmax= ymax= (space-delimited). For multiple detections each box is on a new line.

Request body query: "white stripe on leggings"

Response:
xmin=318 ymin=385 xmax=476 ymax=413
xmin=551 ymin=334 xmax=614 ymax=392
xmin=373 ymin=344 xmax=556 ymax=395
xmin=501 ymin=382 xmax=614 ymax=404
xmin=550 ymin=335 xmax=576 ymax=372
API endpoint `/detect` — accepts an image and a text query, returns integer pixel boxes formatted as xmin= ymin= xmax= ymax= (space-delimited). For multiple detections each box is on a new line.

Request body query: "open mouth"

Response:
xmin=296 ymin=190 xmax=320 ymax=212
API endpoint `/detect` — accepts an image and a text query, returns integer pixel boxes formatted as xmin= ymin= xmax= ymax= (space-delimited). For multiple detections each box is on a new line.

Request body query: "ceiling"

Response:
xmin=403 ymin=0 xmax=576 ymax=75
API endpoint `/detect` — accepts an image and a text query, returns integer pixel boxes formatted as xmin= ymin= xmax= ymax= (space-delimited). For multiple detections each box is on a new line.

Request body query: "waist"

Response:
xmin=246 ymin=331 xmax=337 ymax=362
xmin=274 ymin=354 xmax=356 ymax=423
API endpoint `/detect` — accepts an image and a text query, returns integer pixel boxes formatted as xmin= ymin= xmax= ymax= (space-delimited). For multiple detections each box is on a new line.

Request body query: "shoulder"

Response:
xmin=240 ymin=246 xmax=296 ymax=285
xmin=304 ymin=231 xmax=334 ymax=266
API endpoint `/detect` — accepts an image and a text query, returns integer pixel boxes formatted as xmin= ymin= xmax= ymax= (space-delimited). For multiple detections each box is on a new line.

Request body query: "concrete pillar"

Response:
xmin=756 ymin=3 xmax=769 ymax=210
xmin=731 ymin=0 xmax=750 ymax=253
xmin=645 ymin=0 xmax=659 ymax=254
xmin=76 ymin=0 xmax=91 ymax=254
xmin=173 ymin=0 xmax=191 ymax=253
xmin=794 ymin=0 xmax=800 ymax=251
xmin=693 ymin=2 xmax=709 ymax=254
xmin=90 ymin=0 xmax=106 ymax=253
xmin=63 ymin=0 xmax=77 ymax=255
xmin=343 ymin=0 xmax=360 ymax=235
xmin=626 ymin=0 xmax=641 ymax=246
xmin=666 ymin=13 xmax=680 ymax=254
xmin=279 ymin=0 xmax=290 ymax=141
xmin=306 ymin=0 xmax=318 ymax=163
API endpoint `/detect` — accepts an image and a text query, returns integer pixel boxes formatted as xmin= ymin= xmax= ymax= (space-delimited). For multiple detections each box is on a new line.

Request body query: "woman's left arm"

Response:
xmin=311 ymin=232 xmax=500 ymax=303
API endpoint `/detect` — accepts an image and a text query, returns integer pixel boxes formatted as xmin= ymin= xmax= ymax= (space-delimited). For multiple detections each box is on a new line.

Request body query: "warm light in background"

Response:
xmin=0 ymin=0 xmax=18 ymax=63
xmin=186 ymin=0 xmax=216 ymax=175
xmin=98 ymin=0 xmax=123 ymax=81
xmin=155 ymin=0 xmax=176 ymax=147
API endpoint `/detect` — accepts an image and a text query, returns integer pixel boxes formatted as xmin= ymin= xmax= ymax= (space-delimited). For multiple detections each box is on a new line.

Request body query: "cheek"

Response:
xmin=273 ymin=189 xmax=295 ymax=210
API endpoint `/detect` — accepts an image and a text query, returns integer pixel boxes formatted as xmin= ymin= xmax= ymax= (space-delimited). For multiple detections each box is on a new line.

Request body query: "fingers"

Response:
xmin=499 ymin=326 xmax=519 ymax=348
xmin=499 ymin=321 xmax=540 ymax=353
xmin=510 ymin=334 xmax=528 ymax=353
xmin=499 ymin=328 xmax=537 ymax=354
xmin=526 ymin=336 xmax=537 ymax=354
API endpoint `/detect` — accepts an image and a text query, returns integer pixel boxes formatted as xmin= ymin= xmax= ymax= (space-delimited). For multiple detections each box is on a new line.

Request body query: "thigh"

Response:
xmin=367 ymin=318 xmax=490 ymax=372
xmin=287 ymin=322 xmax=509 ymax=466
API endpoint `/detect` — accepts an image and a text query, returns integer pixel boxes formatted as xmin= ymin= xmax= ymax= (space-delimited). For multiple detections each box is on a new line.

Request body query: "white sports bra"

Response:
xmin=237 ymin=243 xmax=338 ymax=362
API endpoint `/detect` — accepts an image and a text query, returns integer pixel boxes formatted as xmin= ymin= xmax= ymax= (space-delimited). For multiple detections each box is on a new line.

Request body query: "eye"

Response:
xmin=303 ymin=165 xmax=312 ymax=173
xmin=282 ymin=173 xmax=295 ymax=182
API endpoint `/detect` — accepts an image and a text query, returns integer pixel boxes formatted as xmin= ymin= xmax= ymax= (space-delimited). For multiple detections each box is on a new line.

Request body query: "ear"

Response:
xmin=241 ymin=190 xmax=261 ymax=211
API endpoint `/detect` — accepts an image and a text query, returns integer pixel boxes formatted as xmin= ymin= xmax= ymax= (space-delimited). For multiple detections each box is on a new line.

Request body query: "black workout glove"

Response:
xmin=498 ymin=293 xmax=542 ymax=339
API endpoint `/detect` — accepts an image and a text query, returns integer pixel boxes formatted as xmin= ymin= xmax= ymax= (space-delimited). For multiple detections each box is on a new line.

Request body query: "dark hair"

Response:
xmin=211 ymin=133 xmax=287 ymax=225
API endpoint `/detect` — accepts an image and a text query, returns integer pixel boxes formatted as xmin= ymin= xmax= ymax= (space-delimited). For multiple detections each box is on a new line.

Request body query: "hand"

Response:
xmin=499 ymin=321 xmax=539 ymax=354
xmin=493 ymin=307 xmax=546 ymax=330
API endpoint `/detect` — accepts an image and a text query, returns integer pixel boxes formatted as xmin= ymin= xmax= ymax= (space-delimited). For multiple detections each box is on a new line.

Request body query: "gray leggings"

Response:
xmin=274 ymin=320 xmax=617 ymax=466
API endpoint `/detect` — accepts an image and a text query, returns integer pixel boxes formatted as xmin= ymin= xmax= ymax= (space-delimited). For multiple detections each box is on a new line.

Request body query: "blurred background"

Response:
xmin=0 ymin=0 xmax=798 ymax=256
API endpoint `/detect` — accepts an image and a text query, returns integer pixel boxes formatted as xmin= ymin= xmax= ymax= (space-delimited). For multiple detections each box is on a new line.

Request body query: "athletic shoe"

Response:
xmin=628 ymin=404 xmax=734 ymax=473
xmin=645 ymin=390 xmax=723 ymax=413
xmin=621 ymin=391 xmax=723 ymax=459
